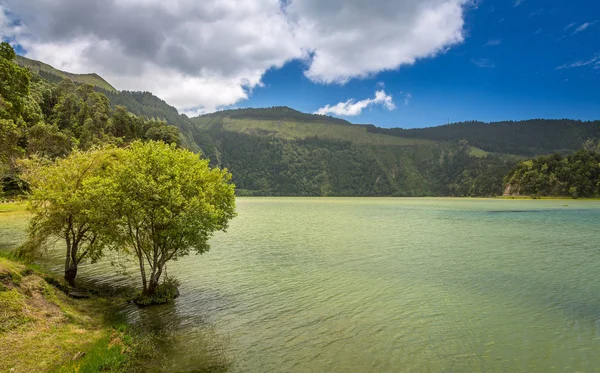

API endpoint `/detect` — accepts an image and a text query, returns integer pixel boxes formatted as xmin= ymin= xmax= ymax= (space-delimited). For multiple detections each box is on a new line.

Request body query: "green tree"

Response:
xmin=0 ymin=42 xmax=31 ymax=121
xmin=20 ymin=147 xmax=117 ymax=285
xmin=27 ymin=122 xmax=75 ymax=158
xmin=105 ymin=141 xmax=236 ymax=300
xmin=0 ymin=118 xmax=25 ymax=183
xmin=145 ymin=121 xmax=181 ymax=146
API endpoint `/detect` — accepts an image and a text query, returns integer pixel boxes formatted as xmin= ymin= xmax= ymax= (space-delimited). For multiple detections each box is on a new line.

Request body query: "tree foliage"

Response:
xmin=504 ymin=150 xmax=600 ymax=198
xmin=19 ymin=147 xmax=118 ymax=284
xmin=368 ymin=119 xmax=600 ymax=156
xmin=208 ymin=129 xmax=517 ymax=197
xmin=101 ymin=142 xmax=236 ymax=299
xmin=0 ymin=43 xmax=185 ymax=195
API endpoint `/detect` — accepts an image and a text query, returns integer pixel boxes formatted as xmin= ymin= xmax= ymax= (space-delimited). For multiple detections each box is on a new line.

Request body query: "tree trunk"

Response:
xmin=65 ymin=264 xmax=78 ymax=286
xmin=137 ymin=251 xmax=148 ymax=292
xmin=64 ymin=231 xmax=80 ymax=287
xmin=144 ymin=266 xmax=163 ymax=296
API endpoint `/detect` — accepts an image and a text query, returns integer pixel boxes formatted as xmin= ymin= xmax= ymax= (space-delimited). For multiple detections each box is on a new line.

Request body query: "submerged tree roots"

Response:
xmin=133 ymin=277 xmax=180 ymax=306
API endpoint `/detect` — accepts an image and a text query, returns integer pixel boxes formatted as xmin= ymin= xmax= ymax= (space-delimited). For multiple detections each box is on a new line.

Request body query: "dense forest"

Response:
xmin=4 ymin=49 xmax=600 ymax=198
xmin=0 ymin=43 xmax=181 ymax=194
xmin=204 ymin=126 xmax=516 ymax=196
xmin=504 ymin=149 xmax=600 ymax=198
xmin=198 ymin=106 xmax=353 ymax=125
xmin=368 ymin=119 xmax=600 ymax=156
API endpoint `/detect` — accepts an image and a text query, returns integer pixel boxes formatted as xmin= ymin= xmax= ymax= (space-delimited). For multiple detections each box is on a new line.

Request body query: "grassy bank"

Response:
xmin=0 ymin=254 xmax=148 ymax=373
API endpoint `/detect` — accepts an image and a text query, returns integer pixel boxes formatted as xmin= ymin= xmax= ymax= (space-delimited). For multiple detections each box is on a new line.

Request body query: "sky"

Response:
xmin=1 ymin=0 xmax=599 ymax=128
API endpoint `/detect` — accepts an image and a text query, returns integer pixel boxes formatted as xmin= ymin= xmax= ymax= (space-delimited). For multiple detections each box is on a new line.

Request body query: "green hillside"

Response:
xmin=8 ymin=51 xmax=599 ymax=197
xmin=368 ymin=119 xmax=600 ymax=156
xmin=15 ymin=55 xmax=212 ymax=153
xmin=15 ymin=55 xmax=117 ymax=92
xmin=194 ymin=114 xmax=434 ymax=146
xmin=1 ymin=43 xmax=185 ymax=197
xmin=504 ymin=149 xmax=600 ymax=198
xmin=192 ymin=109 xmax=517 ymax=196
xmin=198 ymin=107 xmax=352 ymax=125
xmin=192 ymin=108 xmax=600 ymax=197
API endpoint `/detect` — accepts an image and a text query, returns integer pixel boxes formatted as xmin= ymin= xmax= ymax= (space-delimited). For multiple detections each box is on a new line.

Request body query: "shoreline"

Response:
xmin=0 ymin=252 xmax=148 ymax=372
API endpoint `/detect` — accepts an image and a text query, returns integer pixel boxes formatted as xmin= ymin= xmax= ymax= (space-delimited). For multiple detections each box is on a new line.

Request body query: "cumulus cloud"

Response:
xmin=288 ymin=0 xmax=467 ymax=84
xmin=1 ymin=0 xmax=469 ymax=113
xmin=315 ymin=90 xmax=396 ymax=117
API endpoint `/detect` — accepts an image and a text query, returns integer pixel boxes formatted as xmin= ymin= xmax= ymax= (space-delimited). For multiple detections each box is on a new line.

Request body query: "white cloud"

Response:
xmin=484 ymin=39 xmax=501 ymax=46
xmin=404 ymin=92 xmax=413 ymax=106
xmin=513 ymin=0 xmax=524 ymax=7
xmin=572 ymin=21 xmax=597 ymax=34
xmin=556 ymin=53 xmax=600 ymax=70
xmin=1 ymin=0 xmax=469 ymax=113
xmin=471 ymin=58 xmax=495 ymax=68
xmin=315 ymin=90 xmax=396 ymax=117
xmin=288 ymin=0 xmax=468 ymax=84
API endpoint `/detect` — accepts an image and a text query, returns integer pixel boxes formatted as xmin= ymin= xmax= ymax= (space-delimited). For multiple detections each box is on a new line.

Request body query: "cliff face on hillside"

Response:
xmin=503 ymin=183 xmax=521 ymax=197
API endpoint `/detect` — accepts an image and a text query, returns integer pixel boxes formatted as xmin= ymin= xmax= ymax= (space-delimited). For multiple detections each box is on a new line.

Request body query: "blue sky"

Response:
xmin=2 ymin=0 xmax=599 ymax=128
xmin=240 ymin=0 xmax=600 ymax=128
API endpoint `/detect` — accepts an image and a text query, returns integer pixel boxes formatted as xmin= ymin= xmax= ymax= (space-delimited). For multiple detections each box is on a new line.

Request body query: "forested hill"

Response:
xmin=368 ymin=119 xmax=600 ymax=156
xmin=14 ymin=55 xmax=204 ymax=152
xmin=199 ymin=107 xmax=352 ymax=125
xmin=15 ymin=55 xmax=117 ymax=92
xmin=504 ymin=150 xmax=600 ymax=198
xmin=7 ymin=50 xmax=600 ymax=197
xmin=191 ymin=108 xmax=600 ymax=197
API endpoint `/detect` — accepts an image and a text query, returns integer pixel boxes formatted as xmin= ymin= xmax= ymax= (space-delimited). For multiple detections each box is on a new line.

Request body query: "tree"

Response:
xmin=0 ymin=42 xmax=31 ymax=122
xmin=145 ymin=121 xmax=181 ymax=146
xmin=27 ymin=122 xmax=75 ymax=158
xmin=105 ymin=141 xmax=236 ymax=301
xmin=0 ymin=118 xmax=24 ymax=179
xmin=20 ymin=147 xmax=117 ymax=285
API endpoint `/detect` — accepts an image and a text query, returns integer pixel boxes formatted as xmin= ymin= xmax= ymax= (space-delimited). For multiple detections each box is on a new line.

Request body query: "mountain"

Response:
xmin=15 ymin=55 xmax=117 ymax=92
xmin=191 ymin=107 xmax=600 ymax=196
xmin=15 ymin=55 xmax=207 ymax=150
xmin=367 ymin=119 xmax=600 ymax=157
xmin=191 ymin=107 xmax=520 ymax=196
xmin=12 ymin=53 xmax=600 ymax=197
xmin=193 ymin=107 xmax=434 ymax=146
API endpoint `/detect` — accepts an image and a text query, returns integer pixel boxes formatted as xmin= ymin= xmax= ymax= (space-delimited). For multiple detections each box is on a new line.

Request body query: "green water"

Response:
xmin=2 ymin=198 xmax=600 ymax=372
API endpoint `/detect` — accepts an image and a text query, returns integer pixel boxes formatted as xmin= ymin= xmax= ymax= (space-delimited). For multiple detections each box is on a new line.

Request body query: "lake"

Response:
xmin=2 ymin=198 xmax=600 ymax=372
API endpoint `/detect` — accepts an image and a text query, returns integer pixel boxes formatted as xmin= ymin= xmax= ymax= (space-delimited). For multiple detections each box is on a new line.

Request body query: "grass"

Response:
xmin=467 ymin=146 xmax=489 ymax=158
xmin=0 ymin=202 xmax=30 ymax=251
xmin=15 ymin=55 xmax=117 ymax=92
xmin=0 ymin=255 xmax=145 ymax=372
xmin=55 ymin=328 xmax=134 ymax=373
xmin=196 ymin=116 xmax=435 ymax=146
xmin=0 ymin=201 xmax=27 ymax=213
